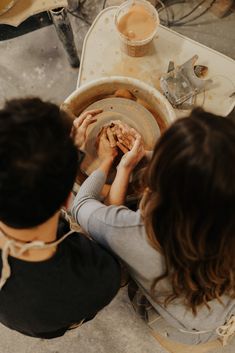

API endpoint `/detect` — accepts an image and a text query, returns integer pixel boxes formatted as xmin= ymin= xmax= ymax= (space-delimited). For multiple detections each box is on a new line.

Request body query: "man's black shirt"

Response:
xmin=0 ymin=220 xmax=120 ymax=338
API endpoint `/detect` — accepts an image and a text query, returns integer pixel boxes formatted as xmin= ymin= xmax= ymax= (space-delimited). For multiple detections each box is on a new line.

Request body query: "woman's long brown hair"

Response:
xmin=141 ymin=109 xmax=235 ymax=314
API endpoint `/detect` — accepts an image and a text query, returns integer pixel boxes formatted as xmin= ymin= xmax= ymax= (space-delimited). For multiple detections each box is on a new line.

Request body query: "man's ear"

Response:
xmin=63 ymin=192 xmax=73 ymax=209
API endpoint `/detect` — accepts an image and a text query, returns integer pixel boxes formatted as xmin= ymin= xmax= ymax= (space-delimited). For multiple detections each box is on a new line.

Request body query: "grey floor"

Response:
xmin=0 ymin=1 xmax=235 ymax=352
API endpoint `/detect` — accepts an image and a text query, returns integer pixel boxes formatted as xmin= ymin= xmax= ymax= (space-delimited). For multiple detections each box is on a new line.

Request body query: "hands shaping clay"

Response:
xmin=97 ymin=120 xmax=142 ymax=153
xmin=78 ymin=88 xmax=161 ymax=180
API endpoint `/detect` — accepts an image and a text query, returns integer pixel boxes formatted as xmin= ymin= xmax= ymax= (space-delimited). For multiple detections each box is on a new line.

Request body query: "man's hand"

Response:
xmin=71 ymin=109 xmax=102 ymax=149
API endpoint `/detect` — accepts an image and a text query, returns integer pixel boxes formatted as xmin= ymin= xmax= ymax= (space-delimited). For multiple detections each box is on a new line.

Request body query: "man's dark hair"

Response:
xmin=0 ymin=98 xmax=78 ymax=229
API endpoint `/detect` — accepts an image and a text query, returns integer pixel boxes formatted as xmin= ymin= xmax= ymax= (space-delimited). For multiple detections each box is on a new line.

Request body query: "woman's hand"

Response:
xmin=105 ymin=130 xmax=144 ymax=206
xmin=118 ymin=133 xmax=145 ymax=172
xmin=71 ymin=109 xmax=102 ymax=149
xmin=97 ymin=127 xmax=118 ymax=163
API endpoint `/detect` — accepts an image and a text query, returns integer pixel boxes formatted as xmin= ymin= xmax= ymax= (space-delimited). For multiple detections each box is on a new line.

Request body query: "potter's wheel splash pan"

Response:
xmin=82 ymin=97 xmax=161 ymax=176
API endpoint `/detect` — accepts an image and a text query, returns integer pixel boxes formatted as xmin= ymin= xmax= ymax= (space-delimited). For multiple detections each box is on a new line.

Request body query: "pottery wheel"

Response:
xmin=81 ymin=97 xmax=160 ymax=177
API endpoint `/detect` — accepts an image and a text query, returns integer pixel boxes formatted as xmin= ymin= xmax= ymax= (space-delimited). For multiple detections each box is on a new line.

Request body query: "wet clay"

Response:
xmin=96 ymin=120 xmax=147 ymax=185
xmin=117 ymin=4 xmax=156 ymax=41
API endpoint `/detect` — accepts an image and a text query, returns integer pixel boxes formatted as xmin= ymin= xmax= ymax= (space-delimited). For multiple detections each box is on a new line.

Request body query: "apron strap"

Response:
xmin=216 ymin=315 xmax=235 ymax=346
xmin=0 ymin=214 xmax=76 ymax=290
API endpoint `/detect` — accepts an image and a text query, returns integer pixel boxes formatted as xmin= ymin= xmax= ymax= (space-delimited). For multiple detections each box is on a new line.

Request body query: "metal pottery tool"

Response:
xmin=160 ymin=55 xmax=212 ymax=109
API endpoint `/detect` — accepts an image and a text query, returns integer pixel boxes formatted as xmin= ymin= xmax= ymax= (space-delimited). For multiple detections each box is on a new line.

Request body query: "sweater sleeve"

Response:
xmin=71 ymin=169 xmax=108 ymax=232
xmin=71 ymin=169 xmax=145 ymax=253
xmin=71 ymin=169 xmax=164 ymax=296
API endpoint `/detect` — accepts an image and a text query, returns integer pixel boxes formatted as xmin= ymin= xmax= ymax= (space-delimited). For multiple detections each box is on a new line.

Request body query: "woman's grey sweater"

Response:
xmin=71 ymin=169 xmax=235 ymax=344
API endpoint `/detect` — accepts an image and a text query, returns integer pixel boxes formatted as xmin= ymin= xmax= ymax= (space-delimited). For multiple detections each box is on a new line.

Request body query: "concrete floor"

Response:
xmin=0 ymin=1 xmax=235 ymax=352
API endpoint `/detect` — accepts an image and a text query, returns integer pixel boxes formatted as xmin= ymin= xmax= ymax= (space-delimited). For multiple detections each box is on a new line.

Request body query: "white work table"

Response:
xmin=77 ymin=6 xmax=235 ymax=118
